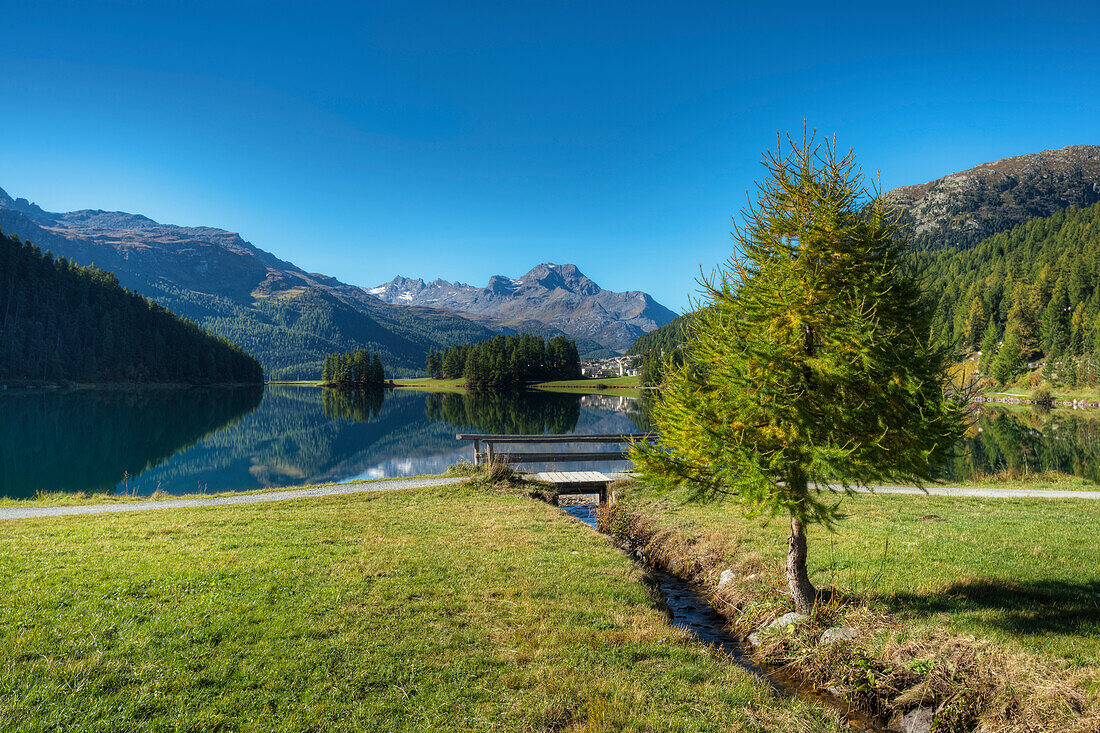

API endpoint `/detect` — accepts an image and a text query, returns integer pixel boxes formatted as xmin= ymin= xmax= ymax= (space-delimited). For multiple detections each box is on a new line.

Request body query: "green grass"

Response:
xmin=615 ymin=483 xmax=1100 ymax=667
xmin=931 ymin=472 xmax=1100 ymax=491
xmin=533 ymin=376 xmax=643 ymax=395
xmin=0 ymin=484 xmax=844 ymax=732
xmin=391 ymin=377 xmax=467 ymax=393
xmin=393 ymin=375 xmax=645 ymax=396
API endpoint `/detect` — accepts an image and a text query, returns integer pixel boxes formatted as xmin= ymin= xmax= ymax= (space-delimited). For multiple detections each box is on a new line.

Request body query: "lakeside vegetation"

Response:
xmin=427 ymin=334 xmax=580 ymax=389
xmin=320 ymin=348 xmax=386 ymax=387
xmin=623 ymin=204 xmax=1100 ymax=398
xmin=0 ymin=484 xmax=844 ymax=732
xmin=626 ymin=314 xmax=688 ymax=386
xmin=6 ymin=469 xmax=1097 ymax=731
xmin=0 ymin=229 xmax=263 ymax=385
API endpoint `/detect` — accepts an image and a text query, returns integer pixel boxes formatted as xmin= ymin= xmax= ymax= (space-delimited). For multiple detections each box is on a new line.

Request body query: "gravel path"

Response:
xmin=2 ymin=477 xmax=1097 ymax=522
xmin=0 ymin=476 xmax=469 ymax=521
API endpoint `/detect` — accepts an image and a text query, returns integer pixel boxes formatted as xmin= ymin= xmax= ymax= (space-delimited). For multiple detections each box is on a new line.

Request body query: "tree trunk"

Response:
xmin=786 ymin=513 xmax=817 ymax=614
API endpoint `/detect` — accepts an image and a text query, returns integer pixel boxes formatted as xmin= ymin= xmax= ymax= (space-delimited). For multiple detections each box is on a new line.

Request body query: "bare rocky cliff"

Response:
xmin=886 ymin=144 xmax=1100 ymax=250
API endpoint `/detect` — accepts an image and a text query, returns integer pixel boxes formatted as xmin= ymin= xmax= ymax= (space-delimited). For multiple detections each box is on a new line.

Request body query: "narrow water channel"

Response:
xmin=557 ymin=497 xmax=886 ymax=732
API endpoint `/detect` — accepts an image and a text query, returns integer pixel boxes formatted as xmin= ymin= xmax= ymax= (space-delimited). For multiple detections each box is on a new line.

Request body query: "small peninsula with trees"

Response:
xmin=425 ymin=334 xmax=581 ymax=389
xmin=320 ymin=349 xmax=387 ymax=388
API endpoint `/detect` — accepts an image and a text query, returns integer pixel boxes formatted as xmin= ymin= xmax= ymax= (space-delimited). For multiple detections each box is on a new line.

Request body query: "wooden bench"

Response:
xmin=455 ymin=432 xmax=652 ymax=503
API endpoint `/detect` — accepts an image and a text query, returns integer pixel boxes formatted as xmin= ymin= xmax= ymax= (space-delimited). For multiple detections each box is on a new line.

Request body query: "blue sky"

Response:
xmin=2 ymin=1 xmax=1098 ymax=311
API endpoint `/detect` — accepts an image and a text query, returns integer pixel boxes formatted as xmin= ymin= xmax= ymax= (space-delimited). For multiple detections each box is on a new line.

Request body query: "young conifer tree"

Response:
xmin=632 ymin=133 xmax=967 ymax=613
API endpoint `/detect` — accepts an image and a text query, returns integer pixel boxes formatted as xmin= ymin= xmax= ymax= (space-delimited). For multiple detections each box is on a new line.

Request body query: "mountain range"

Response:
xmin=368 ymin=264 xmax=676 ymax=353
xmin=4 ymin=143 xmax=1097 ymax=380
xmin=0 ymin=188 xmax=673 ymax=377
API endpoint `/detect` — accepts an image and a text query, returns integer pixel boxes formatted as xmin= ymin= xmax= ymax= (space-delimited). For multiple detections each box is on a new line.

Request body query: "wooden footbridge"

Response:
xmin=455 ymin=432 xmax=652 ymax=503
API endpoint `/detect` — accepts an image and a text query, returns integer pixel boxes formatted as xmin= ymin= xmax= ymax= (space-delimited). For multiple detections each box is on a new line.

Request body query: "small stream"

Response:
xmin=558 ymin=496 xmax=886 ymax=732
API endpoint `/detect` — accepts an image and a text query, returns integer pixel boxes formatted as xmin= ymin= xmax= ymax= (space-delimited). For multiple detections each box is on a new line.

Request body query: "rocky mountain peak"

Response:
xmin=886 ymin=143 xmax=1100 ymax=249
xmin=369 ymin=263 xmax=675 ymax=353
xmin=519 ymin=263 xmax=600 ymax=296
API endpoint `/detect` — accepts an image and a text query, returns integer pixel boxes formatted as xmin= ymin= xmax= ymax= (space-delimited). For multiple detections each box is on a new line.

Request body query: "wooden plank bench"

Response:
xmin=455 ymin=433 xmax=652 ymax=504
xmin=455 ymin=433 xmax=650 ymax=465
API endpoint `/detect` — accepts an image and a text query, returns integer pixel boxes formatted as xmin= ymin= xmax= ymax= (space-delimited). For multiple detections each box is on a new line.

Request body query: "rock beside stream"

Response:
xmin=747 ymin=612 xmax=807 ymax=647
xmin=887 ymin=706 xmax=935 ymax=733
xmin=819 ymin=626 xmax=858 ymax=645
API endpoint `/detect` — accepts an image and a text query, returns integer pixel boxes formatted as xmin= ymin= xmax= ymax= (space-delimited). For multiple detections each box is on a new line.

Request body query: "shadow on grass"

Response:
xmin=885 ymin=578 xmax=1100 ymax=638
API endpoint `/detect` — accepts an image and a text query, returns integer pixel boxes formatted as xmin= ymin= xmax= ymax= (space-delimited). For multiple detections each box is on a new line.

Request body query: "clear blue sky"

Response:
xmin=2 ymin=1 xmax=1098 ymax=311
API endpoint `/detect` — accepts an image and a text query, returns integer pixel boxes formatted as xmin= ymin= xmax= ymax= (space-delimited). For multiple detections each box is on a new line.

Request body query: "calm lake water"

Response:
xmin=2 ymin=387 xmax=1098 ymax=499
xmin=0 ymin=386 xmax=647 ymax=499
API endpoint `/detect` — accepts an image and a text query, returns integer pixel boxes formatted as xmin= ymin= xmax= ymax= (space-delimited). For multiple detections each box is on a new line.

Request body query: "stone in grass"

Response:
xmin=718 ymin=569 xmax=737 ymax=588
xmin=747 ymin=612 xmax=807 ymax=647
xmin=819 ymin=626 xmax=858 ymax=645
xmin=887 ymin=706 xmax=935 ymax=733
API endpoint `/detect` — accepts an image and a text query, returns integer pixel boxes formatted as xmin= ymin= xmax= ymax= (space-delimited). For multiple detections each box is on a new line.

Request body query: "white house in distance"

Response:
xmin=581 ymin=355 xmax=640 ymax=378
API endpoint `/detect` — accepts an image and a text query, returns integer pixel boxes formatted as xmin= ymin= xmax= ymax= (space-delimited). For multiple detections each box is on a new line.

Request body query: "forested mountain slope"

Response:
xmin=0 ymin=186 xmax=492 ymax=379
xmin=0 ymin=229 xmax=263 ymax=384
xmin=626 ymin=314 xmax=688 ymax=357
xmin=922 ymin=202 xmax=1100 ymax=385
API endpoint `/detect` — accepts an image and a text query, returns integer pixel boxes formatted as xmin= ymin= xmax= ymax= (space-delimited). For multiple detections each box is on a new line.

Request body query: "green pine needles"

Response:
xmin=631 ymin=132 xmax=968 ymax=612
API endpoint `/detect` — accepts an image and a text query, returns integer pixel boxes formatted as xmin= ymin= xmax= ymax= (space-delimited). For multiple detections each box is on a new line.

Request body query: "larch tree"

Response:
xmin=631 ymin=133 xmax=967 ymax=614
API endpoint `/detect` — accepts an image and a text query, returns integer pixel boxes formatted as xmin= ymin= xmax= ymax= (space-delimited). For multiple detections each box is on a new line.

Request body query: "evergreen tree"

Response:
xmin=992 ymin=330 xmax=1026 ymax=385
xmin=963 ymin=297 xmax=987 ymax=351
xmin=372 ymin=352 xmax=385 ymax=383
xmin=319 ymin=348 xmax=387 ymax=387
xmin=435 ymin=333 xmax=581 ymax=389
xmin=631 ymin=134 xmax=966 ymax=613
xmin=978 ymin=320 xmax=1000 ymax=377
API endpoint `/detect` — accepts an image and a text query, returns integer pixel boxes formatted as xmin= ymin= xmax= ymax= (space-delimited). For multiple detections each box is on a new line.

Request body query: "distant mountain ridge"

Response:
xmin=369 ymin=263 xmax=676 ymax=353
xmin=0 ymin=186 xmax=493 ymax=378
xmin=886 ymin=144 xmax=1100 ymax=250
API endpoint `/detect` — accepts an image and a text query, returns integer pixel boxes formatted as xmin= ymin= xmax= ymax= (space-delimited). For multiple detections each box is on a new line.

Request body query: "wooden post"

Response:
xmin=487 ymin=442 xmax=495 ymax=463
xmin=474 ymin=439 xmax=481 ymax=466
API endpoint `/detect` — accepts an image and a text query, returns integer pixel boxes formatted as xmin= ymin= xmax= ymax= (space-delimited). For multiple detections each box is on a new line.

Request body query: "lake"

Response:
xmin=0 ymin=386 xmax=647 ymax=499
xmin=2 ymin=387 xmax=1099 ymax=500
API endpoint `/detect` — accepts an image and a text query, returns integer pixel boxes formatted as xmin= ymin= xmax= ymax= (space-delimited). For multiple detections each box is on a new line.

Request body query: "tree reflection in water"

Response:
xmin=950 ymin=407 xmax=1100 ymax=484
xmin=322 ymin=387 xmax=385 ymax=422
xmin=424 ymin=391 xmax=580 ymax=434
xmin=0 ymin=386 xmax=263 ymax=499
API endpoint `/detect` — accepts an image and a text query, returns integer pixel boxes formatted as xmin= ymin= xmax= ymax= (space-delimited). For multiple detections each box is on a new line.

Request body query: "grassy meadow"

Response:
xmin=612 ymin=484 xmax=1100 ymax=666
xmin=391 ymin=377 xmax=468 ymax=393
xmin=533 ymin=375 xmax=643 ymax=394
xmin=0 ymin=483 xmax=844 ymax=732
xmin=392 ymin=375 xmax=643 ymax=396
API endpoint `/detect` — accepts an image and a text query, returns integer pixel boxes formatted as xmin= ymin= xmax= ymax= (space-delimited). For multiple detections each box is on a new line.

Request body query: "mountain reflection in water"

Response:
xmin=0 ymin=386 xmax=263 ymax=499
xmin=4 ymin=389 xmax=1093 ymax=501
xmin=0 ymin=386 xmax=646 ymax=499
